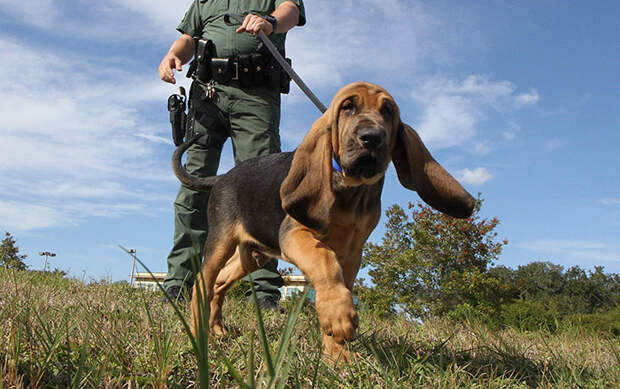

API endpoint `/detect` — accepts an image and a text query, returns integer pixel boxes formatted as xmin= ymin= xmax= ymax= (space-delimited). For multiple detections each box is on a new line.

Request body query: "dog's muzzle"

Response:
xmin=357 ymin=127 xmax=386 ymax=151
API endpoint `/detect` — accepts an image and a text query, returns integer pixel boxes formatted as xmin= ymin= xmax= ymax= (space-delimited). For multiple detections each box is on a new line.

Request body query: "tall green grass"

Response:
xmin=120 ymin=247 xmax=313 ymax=388
xmin=1 ymin=264 xmax=618 ymax=388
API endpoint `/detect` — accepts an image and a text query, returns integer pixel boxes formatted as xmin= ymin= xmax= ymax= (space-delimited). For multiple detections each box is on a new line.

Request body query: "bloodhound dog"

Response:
xmin=172 ymin=82 xmax=475 ymax=360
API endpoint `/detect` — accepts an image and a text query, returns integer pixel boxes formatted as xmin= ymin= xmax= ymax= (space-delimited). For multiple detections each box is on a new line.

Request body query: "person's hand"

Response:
xmin=159 ymin=52 xmax=183 ymax=84
xmin=236 ymin=13 xmax=274 ymax=36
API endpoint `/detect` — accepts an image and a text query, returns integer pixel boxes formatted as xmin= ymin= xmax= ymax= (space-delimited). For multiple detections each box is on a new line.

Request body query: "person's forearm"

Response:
xmin=272 ymin=1 xmax=300 ymax=34
xmin=168 ymin=34 xmax=196 ymax=65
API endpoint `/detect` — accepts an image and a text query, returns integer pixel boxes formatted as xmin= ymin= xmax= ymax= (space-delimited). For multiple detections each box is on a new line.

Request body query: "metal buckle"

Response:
xmin=231 ymin=62 xmax=239 ymax=80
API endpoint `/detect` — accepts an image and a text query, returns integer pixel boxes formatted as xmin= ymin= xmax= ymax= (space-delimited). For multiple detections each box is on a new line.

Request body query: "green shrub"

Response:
xmin=500 ymin=298 xmax=560 ymax=332
xmin=565 ymin=305 xmax=620 ymax=336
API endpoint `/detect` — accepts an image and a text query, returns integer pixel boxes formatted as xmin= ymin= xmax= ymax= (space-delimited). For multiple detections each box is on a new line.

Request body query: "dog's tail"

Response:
xmin=171 ymin=135 xmax=218 ymax=192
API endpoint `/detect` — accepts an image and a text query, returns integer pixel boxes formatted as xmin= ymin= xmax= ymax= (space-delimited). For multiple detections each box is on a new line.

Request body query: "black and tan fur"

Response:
xmin=172 ymin=82 xmax=475 ymax=360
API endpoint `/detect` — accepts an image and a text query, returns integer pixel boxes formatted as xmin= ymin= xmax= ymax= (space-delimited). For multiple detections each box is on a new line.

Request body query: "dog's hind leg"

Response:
xmin=208 ymin=249 xmax=240 ymax=336
xmin=208 ymin=242 xmax=272 ymax=336
xmin=190 ymin=230 xmax=237 ymax=339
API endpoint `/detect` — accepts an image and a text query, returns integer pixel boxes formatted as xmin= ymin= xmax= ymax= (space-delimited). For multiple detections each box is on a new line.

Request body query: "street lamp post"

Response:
xmin=38 ymin=251 xmax=56 ymax=272
xmin=128 ymin=249 xmax=137 ymax=286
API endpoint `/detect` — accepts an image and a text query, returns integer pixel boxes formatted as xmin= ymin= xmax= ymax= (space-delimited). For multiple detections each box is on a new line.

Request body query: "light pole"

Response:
xmin=128 ymin=249 xmax=137 ymax=286
xmin=38 ymin=251 xmax=56 ymax=272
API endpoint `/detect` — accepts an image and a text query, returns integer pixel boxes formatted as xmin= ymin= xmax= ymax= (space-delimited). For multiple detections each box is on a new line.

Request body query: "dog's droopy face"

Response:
xmin=332 ymin=83 xmax=400 ymax=186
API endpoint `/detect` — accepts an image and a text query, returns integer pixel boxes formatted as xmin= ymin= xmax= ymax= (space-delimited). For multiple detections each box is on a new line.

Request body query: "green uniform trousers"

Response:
xmin=164 ymin=81 xmax=284 ymax=299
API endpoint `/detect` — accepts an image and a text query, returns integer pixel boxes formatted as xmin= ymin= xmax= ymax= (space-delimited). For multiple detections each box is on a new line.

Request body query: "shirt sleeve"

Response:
xmin=275 ymin=0 xmax=306 ymax=26
xmin=176 ymin=1 xmax=201 ymax=37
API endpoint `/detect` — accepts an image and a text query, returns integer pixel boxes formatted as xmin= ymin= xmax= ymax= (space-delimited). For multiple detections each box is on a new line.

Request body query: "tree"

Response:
xmin=490 ymin=262 xmax=620 ymax=331
xmin=0 ymin=232 xmax=28 ymax=270
xmin=510 ymin=262 xmax=620 ymax=315
xmin=359 ymin=197 xmax=508 ymax=319
xmin=513 ymin=261 xmax=566 ymax=298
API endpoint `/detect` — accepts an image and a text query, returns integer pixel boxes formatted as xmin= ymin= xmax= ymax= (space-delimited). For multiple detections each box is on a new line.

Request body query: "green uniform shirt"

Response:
xmin=177 ymin=0 xmax=306 ymax=58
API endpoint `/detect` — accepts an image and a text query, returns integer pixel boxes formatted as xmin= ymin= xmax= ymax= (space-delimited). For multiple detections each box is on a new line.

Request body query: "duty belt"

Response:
xmin=209 ymin=54 xmax=272 ymax=86
xmin=214 ymin=58 xmax=239 ymax=81
xmin=224 ymin=13 xmax=327 ymax=113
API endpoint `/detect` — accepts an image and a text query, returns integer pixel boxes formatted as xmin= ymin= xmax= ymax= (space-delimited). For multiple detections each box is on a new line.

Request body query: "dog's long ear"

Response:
xmin=281 ymin=114 xmax=335 ymax=233
xmin=392 ymin=122 xmax=475 ymax=218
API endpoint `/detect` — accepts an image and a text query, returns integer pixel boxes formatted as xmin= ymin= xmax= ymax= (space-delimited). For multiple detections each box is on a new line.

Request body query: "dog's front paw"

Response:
xmin=316 ymin=288 xmax=358 ymax=346
xmin=210 ymin=322 xmax=228 ymax=337
xmin=321 ymin=333 xmax=359 ymax=363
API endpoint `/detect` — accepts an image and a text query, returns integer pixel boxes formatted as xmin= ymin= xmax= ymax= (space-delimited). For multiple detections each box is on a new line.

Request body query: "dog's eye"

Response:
xmin=381 ymin=102 xmax=394 ymax=117
xmin=341 ymin=99 xmax=356 ymax=114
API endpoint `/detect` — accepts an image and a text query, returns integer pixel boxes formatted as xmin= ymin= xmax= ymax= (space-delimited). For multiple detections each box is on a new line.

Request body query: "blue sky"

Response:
xmin=1 ymin=0 xmax=618 ymax=282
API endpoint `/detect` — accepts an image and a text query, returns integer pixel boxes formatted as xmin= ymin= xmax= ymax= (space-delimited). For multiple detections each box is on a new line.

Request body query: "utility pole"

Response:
xmin=38 ymin=251 xmax=56 ymax=272
xmin=128 ymin=249 xmax=136 ymax=286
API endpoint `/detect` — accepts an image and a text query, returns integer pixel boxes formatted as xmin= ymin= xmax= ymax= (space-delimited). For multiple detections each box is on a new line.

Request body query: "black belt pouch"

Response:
xmin=211 ymin=58 xmax=233 ymax=83
xmin=251 ymin=53 xmax=269 ymax=87
xmin=237 ymin=54 xmax=253 ymax=87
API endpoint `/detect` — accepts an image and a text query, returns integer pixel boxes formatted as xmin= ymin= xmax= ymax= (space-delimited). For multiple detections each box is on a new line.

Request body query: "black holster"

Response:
xmin=187 ymin=39 xmax=214 ymax=81
xmin=168 ymin=89 xmax=187 ymax=146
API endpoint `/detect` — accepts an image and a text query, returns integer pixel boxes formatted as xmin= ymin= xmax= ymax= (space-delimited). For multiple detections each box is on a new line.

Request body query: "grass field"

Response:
xmin=1 ymin=267 xmax=618 ymax=388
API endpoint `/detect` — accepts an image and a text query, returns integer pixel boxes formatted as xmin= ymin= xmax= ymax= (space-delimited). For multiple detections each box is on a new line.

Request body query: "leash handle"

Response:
xmin=224 ymin=13 xmax=327 ymax=114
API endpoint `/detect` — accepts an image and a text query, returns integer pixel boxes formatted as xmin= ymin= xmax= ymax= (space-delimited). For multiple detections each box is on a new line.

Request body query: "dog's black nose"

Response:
xmin=358 ymin=128 xmax=385 ymax=149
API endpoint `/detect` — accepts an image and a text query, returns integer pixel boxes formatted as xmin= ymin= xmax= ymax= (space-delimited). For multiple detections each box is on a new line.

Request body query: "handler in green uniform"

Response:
xmin=158 ymin=0 xmax=306 ymax=308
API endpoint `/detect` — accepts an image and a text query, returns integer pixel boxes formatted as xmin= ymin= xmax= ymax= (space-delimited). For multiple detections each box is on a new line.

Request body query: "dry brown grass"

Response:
xmin=1 ymin=267 xmax=618 ymax=388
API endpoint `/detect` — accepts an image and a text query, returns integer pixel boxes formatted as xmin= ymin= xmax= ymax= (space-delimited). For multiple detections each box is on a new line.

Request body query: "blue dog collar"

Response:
xmin=331 ymin=157 xmax=343 ymax=173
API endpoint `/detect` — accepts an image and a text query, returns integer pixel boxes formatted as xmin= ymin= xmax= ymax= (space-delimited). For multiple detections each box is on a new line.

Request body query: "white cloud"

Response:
xmin=411 ymin=75 xmax=539 ymax=149
xmin=0 ymin=200 xmax=63 ymax=231
xmin=0 ymin=0 xmax=57 ymax=29
xmin=601 ymin=198 xmax=620 ymax=206
xmin=419 ymin=75 xmax=515 ymax=104
xmin=516 ymin=89 xmax=540 ymax=105
xmin=108 ymin=0 xmax=190 ymax=31
xmin=137 ymin=133 xmax=174 ymax=145
xmin=473 ymin=141 xmax=491 ymax=155
xmin=456 ymin=167 xmax=493 ymax=185
xmin=502 ymin=132 xmax=516 ymax=141
xmin=415 ymin=94 xmax=478 ymax=148
xmin=0 ymin=1 xmax=540 ymax=233
xmin=519 ymin=240 xmax=619 ymax=263
xmin=0 ymin=37 xmax=177 ymax=231
xmin=503 ymin=121 xmax=519 ymax=141
xmin=0 ymin=198 xmax=157 ymax=232
xmin=279 ymin=0 xmax=468 ymax=145
xmin=286 ymin=0 xmax=445 ymax=88
xmin=0 ymin=0 xmax=186 ymax=42
xmin=543 ymin=137 xmax=564 ymax=152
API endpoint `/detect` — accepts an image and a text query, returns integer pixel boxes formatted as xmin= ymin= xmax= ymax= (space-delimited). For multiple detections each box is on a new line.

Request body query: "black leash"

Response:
xmin=224 ymin=13 xmax=327 ymax=114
